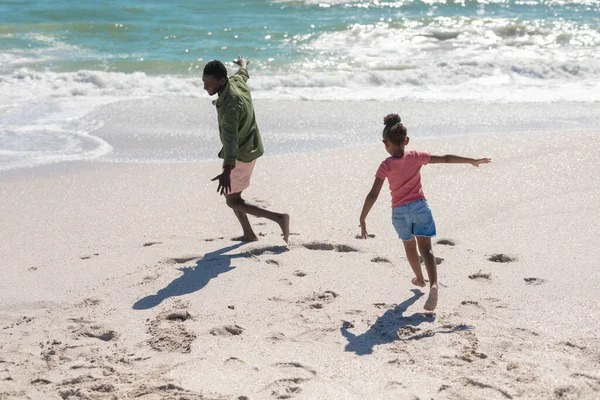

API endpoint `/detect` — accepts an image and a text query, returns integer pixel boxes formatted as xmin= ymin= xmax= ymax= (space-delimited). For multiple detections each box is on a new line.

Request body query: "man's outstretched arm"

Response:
xmin=232 ymin=56 xmax=250 ymax=82
xmin=234 ymin=55 xmax=249 ymax=69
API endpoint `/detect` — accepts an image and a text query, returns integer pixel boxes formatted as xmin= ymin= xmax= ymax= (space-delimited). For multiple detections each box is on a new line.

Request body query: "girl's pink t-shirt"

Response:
xmin=376 ymin=150 xmax=431 ymax=208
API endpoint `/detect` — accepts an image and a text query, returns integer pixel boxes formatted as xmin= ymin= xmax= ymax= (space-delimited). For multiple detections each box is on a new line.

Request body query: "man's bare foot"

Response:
xmin=279 ymin=214 xmax=290 ymax=243
xmin=411 ymin=277 xmax=426 ymax=287
xmin=231 ymin=234 xmax=258 ymax=242
xmin=423 ymin=285 xmax=438 ymax=311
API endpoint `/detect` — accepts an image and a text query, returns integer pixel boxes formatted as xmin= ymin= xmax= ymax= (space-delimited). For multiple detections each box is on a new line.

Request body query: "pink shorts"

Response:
xmin=230 ymin=159 xmax=256 ymax=194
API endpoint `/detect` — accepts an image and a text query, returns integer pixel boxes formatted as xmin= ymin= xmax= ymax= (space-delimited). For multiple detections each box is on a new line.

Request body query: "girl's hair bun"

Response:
xmin=383 ymin=113 xmax=401 ymax=127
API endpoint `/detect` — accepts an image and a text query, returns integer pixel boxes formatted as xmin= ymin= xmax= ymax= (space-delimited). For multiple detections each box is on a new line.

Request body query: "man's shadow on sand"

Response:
xmin=133 ymin=243 xmax=252 ymax=310
xmin=341 ymin=289 xmax=437 ymax=355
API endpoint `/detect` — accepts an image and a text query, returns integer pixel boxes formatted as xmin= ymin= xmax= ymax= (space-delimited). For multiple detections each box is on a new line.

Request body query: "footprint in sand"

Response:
xmin=143 ymin=242 xmax=162 ymax=247
xmin=166 ymin=255 xmax=202 ymax=264
xmin=345 ymin=309 xmax=364 ymax=316
xmin=459 ymin=300 xmax=486 ymax=317
xmin=373 ymin=303 xmax=396 ymax=309
xmin=293 ymin=270 xmax=307 ymax=277
xmin=307 ymin=291 xmax=338 ymax=303
xmin=266 ymin=259 xmax=280 ymax=266
xmin=397 ymin=326 xmax=421 ymax=337
xmin=267 ymin=332 xmax=286 ymax=342
xmin=248 ymin=246 xmax=289 ymax=256
xmin=303 ymin=242 xmax=359 ymax=253
xmin=264 ymin=363 xmax=317 ymax=399
xmin=437 ymin=239 xmax=456 ymax=246
xmin=461 ymin=300 xmax=483 ymax=308
xmin=147 ymin=309 xmax=196 ymax=353
xmin=488 ymin=253 xmax=516 ymax=263
xmin=31 ymin=378 xmax=52 ymax=385
xmin=484 ymin=297 xmax=510 ymax=309
xmin=371 ymin=257 xmax=392 ymax=264
xmin=253 ymin=198 xmax=271 ymax=206
xmin=224 ymin=358 xmax=260 ymax=373
xmin=561 ymin=341 xmax=587 ymax=351
xmin=80 ymin=253 xmax=101 ymax=260
xmin=81 ymin=328 xmax=117 ymax=342
xmin=266 ymin=377 xmax=307 ymax=399
xmin=275 ymin=362 xmax=317 ymax=376
xmin=141 ymin=273 xmax=160 ymax=284
xmin=204 ymin=237 xmax=224 ymax=242
xmin=464 ymin=378 xmax=514 ymax=399
xmin=224 ymin=357 xmax=246 ymax=365
xmin=571 ymin=373 xmax=600 ymax=390
xmin=469 ymin=271 xmax=491 ymax=281
xmin=524 ymin=277 xmax=545 ymax=285
xmin=514 ymin=327 xmax=540 ymax=337
xmin=210 ymin=325 xmax=244 ymax=336
xmin=554 ymin=386 xmax=578 ymax=399
xmin=78 ymin=298 xmax=101 ymax=307
xmin=68 ymin=319 xmax=118 ymax=342
xmin=299 ymin=291 xmax=339 ymax=310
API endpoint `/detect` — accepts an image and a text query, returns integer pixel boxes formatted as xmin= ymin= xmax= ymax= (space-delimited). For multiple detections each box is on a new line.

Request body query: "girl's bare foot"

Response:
xmin=231 ymin=235 xmax=258 ymax=242
xmin=424 ymin=285 xmax=438 ymax=311
xmin=279 ymin=214 xmax=290 ymax=243
xmin=411 ymin=277 xmax=426 ymax=287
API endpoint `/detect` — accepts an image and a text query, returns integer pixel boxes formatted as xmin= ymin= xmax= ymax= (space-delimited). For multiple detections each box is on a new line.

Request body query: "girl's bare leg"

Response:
xmin=416 ymin=236 xmax=438 ymax=311
xmin=402 ymin=238 xmax=426 ymax=287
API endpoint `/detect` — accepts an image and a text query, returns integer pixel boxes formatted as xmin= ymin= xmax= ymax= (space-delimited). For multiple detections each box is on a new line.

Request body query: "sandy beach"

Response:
xmin=1 ymin=115 xmax=599 ymax=399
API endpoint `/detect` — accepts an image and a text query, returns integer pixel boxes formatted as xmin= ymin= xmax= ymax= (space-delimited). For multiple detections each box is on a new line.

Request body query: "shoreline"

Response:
xmin=2 ymin=98 xmax=600 ymax=175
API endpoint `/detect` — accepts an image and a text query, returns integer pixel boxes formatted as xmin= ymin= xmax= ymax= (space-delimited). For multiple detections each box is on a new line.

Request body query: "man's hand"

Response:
xmin=233 ymin=55 xmax=249 ymax=68
xmin=211 ymin=167 xmax=232 ymax=196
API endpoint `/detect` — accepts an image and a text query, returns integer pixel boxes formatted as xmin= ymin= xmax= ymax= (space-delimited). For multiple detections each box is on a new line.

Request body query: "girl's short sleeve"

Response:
xmin=416 ymin=151 xmax=431 ymax=165
xmin=375 ymin=160 xmax=388 ymax=180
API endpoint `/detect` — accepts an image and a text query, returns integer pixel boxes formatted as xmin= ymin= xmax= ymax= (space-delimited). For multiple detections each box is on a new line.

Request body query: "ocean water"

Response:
xmin=1 ymin=0 xmax=599 ymax=170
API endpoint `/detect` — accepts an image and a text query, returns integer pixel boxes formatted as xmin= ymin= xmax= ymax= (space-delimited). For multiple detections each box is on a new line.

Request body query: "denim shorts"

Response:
xmin=392 ymin=199 xmax=436 ymax=241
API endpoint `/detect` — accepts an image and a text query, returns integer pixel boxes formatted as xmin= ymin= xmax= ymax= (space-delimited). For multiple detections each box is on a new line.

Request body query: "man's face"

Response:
xmin=203 ymin=74 xmax=226 ymax=96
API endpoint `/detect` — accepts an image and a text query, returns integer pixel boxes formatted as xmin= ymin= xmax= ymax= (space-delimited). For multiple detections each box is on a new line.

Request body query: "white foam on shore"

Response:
xmin=0 ymin=94 xmax=114 ymax=171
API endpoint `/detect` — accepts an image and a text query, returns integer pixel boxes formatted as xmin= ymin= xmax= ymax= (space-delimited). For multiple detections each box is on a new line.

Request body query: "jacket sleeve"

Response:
xmin=231 ymin=67 xmax=249 ymax=83
xmin=220 ymin=99 xmax=241 ymax=167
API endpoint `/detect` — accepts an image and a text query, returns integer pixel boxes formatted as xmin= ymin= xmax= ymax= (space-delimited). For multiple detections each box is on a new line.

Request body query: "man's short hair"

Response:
xmin=203 ymin=60 xmax=227 ymax=80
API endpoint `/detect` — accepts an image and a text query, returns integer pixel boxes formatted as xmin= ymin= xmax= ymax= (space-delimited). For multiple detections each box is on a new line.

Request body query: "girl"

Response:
xmin=359 ymin=114 xmax=491 ymax=311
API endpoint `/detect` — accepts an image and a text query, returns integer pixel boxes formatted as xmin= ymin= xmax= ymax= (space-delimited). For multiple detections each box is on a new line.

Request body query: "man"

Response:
xmin=203 ymin=56 xmax=289 ymax=243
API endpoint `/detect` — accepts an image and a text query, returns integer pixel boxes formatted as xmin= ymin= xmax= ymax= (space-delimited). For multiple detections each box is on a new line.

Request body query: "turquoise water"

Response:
xmin=1 ymin=0 xmax=599 ymax=171
xmin=2 ymin=0 xmax=599 ymax=75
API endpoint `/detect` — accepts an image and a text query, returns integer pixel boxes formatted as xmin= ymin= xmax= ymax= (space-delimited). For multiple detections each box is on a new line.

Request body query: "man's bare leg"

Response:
xmin=402 ymin=238 xmax=426 ymax=287
xmin=231 ymin=209 xmax=258 ymax=242
xmin=226 ymin=192 xmax=290 ymax=243
xmin=417 ymin=236 xmax=438 ymax=311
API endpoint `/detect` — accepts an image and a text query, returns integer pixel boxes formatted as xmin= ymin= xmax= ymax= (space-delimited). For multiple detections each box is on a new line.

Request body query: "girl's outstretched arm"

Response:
xmin=359 ymin=177 xmax=385 ymax=239
xmin=429 ymin=155 xmax=491 ymax=167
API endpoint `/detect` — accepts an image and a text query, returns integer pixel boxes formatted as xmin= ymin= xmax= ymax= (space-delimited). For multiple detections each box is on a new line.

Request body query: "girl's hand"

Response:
xmin=472 ymin=158 xmax=491 ymax=167
xmin=360 ymin=220 xmax=368 ymax=239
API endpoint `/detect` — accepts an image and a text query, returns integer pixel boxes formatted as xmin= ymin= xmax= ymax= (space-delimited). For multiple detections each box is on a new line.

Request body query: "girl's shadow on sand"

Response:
xmin=341 ymin=289 xmax=437 ymax=355
xmin=133 ymin=243 xmax=251 ymax=310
